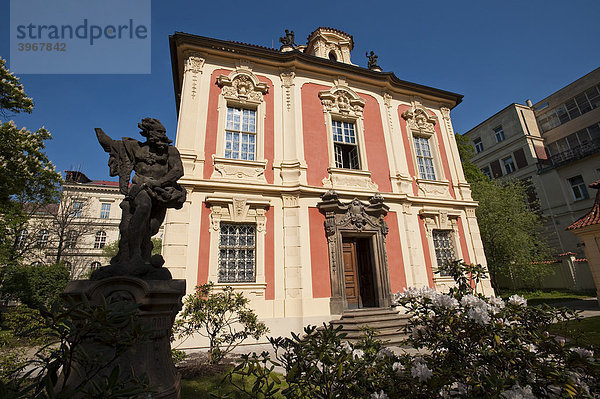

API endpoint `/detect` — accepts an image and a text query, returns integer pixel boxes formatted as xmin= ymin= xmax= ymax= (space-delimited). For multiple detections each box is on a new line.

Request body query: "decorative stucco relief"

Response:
xmin=217 ymin=69 xmax=269 ymax=104
xmin=416 ymin=179 xmax=450 ymax=198
xmin=322 ymin=170 xmax=378 ymax=191
xmin=184 ymin=52 xmax=205 ymax=99
xmin=212 ymin=158 xmax=268 ymax=183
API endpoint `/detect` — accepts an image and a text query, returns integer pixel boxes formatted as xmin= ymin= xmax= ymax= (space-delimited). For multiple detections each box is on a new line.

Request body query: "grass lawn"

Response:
xmin=549 ymin=315 xmax=600 ymax=348
xmin=500 ymin=290 xmax=596 ymax=306
xmin=180 ymin=368 xmax=286 ymax=398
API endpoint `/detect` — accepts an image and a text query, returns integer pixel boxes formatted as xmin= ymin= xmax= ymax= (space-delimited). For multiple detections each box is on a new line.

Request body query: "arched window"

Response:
xmin=63 ymin=261 xmax=72 ymax=270
xmin=17 ymin=229 xmax=28 ymax=248
xmin=90 ymin=261 xmax=101 ymax=271
xmin=37 ymin=229 xmax=49 ymax=248
xmin=94 ymin=231 xmax=107 ymax=249
xmin=328 ymin=51 xmax=337 ymax=61
xmin=31 ymin=261 xmax=42 ymax=266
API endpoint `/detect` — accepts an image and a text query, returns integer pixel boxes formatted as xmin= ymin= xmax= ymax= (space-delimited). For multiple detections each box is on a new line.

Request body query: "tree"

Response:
xmin=102 ymin=238 xmax=162 ymax=262
xmin=0 ymin=57 xmax=61 ymax=268
xmin=174 ymin=282 xmax=269 ymax=364
xmin=454 ymin=134 xmax=551 ymax=290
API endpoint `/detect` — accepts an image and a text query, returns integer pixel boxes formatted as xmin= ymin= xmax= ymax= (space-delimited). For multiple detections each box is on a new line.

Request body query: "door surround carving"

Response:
xmin=317 ymin=190 xmax=392 ymax=315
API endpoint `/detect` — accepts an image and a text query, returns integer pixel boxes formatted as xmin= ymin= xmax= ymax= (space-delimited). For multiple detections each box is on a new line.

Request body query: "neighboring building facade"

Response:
xmin=164 ymin=28 xmax=494 ymax=338
xmin=464 ymin=67 xmax=600 ymax=256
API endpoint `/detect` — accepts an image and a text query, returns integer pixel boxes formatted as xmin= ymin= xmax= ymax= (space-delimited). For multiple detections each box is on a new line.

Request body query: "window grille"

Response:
xmin=218 ymin=223 xmax=256 ymax=283
xmin=37 ymin=230 xmax=49 ymax=248
xmin=100 ymin=203 xmax=111 ymax=219
xmin=94 ymin=231 xmax=107 ymax=249
xmin=433 ymin=230 xmax=455 ymax=275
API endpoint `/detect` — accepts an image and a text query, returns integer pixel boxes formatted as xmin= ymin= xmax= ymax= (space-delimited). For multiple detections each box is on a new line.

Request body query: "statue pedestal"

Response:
xmin=63 ymin=277 xmax=186 ymax=398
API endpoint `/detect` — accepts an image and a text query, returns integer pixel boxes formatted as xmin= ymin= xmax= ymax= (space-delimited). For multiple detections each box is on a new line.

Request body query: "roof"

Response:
xmin=307 ymin=27 xmax=354 ymax=49
xmin=567 ymin=178 xmax=600 ymax=230
xmin=169 ymin=32 xmax=463 ymax=113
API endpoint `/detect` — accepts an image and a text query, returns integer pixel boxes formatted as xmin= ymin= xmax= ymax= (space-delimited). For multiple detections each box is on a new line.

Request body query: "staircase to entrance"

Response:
xmin=329 ymin=307 xmax=409 ymax=346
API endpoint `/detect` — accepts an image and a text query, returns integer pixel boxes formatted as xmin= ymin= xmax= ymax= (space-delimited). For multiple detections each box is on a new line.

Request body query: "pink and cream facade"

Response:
xmin=165 ymin=28 xmax=493 ymax=334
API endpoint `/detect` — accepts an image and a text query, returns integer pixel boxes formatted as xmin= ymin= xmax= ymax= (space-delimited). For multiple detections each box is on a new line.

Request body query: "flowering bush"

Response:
xmin=220 ymin=261 xmax=598 ymax=398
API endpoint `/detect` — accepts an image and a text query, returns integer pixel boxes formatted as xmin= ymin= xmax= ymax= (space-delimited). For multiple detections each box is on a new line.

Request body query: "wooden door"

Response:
xmin=343 ymin=241 xmax=360 ymax=307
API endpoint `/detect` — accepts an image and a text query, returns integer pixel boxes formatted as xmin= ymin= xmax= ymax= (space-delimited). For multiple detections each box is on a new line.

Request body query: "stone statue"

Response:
xmin=92 ymin=118 xmax=186 ymax=280
xmin=279 ymin=29 xmax=296 ymax=48
xmin=366 ymin=51 xmax=381 ymax=71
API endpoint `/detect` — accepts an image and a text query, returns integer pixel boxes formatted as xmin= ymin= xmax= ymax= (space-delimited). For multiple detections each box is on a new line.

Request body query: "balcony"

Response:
xmin=545 ymin=140 xmax=600 ymax=169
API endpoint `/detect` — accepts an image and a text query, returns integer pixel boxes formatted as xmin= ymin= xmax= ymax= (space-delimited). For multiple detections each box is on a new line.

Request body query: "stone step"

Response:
xmin=331 ymin=319 xmax=408 ymax=331
xmin=340 ymin=308 xmax=404 ymax=318
xmin=331 ymin=313 xmax=409 ymax=325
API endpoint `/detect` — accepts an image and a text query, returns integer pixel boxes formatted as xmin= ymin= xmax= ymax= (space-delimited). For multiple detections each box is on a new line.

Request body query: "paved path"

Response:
xmin=547 ymin=298 xmax=600 ymax=318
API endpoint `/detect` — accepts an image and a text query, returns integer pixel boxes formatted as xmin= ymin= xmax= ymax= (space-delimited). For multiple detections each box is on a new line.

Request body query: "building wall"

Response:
xmin=164 ymin=33 xmax=494 ymax=332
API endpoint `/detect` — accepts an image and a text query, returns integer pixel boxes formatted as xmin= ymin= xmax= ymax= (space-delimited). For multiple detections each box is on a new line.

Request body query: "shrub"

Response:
xmin=174 ymin=282 xmax=268 ymax=364
xmin=0 ymin=262 xmax=69 ymax=308
xmin=222 ymin=260 xmax=598 ymax=398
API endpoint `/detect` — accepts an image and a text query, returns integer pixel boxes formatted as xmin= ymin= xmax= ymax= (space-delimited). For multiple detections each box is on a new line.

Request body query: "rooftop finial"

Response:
xmin=366 ymin=51 xmax=382 ymax=72
xmin=279 ymin=29 xmax=296 ymax=51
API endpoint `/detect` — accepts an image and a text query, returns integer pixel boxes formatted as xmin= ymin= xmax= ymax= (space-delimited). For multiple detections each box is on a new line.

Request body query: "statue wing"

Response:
xmin=95 ymin=128 xmax=133 ymax=195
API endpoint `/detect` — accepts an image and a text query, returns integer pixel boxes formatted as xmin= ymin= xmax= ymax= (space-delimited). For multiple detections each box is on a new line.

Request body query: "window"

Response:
xmin=414 ymin=136 xmax=436 ymax=180
xmin=72 ymin=201 xmax=83 ymax=218
xmin=100 ymin=203 xmax=111 ymax=219
xmin=31 ymin=261 xmax=42 ymax=266
xmin=225 ymin=106 xmax=256 ymax=160
xmin=494 ymin=126 xmax=505 ymax=142
xmin=17 ymin=229 xmax=28 ymax=248
xmin=569 ymin=175 xmax=589 ymax=201
xmin=90 ymin=261 xmax=101 ymax=271
xmin=481 ymin=166 xmax=492 ymax=179
xmin=37 ymin=230 xmax=49 ymax=248
xmin=218 ymin=223 xmax=255 ymax=283
xmin=332 ymin=120 xmax=360 ymax=169
xmin=503 ymin=156 xmax=516 ymax=174
xmin=433 ymin=230 xmax=455 ymax=275
xmin=536 ymin=83 xmax=600 ymax=133
xmin=65 ymin=230 xmax=77 ymax=249
xmin=473 ymin=137 xmax=484 ymax=154
xmin=94 ymin=231 xmax=107 ymax=249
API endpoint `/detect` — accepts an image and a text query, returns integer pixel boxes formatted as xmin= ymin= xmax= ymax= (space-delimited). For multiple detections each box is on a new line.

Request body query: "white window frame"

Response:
xmin=217 ymin=223 xmax=256 ymax=283
xmin=413 ymin=136 xmax=437 ymax=180
xmin=205 ymin=196 xmax=269 ymax=290
xmin=72 ymin=201 xmax=84 ymax=218
xmin=331 ymin=119 xmax=361 ymax=170
xmin=481 ymin=166 xmax=492 ymax=179
xmin=37 ymin=229 xmax=49 ymax=248
xmin=494 ymin=126 xmax=505 ymax=143
xmin=213 ymin=69 xmax=269 ymax=182
xmin=100 ymin=203 xmax=111 ymax=219
xmin=432 ymin=229 xmax=457 ymax=276
xmin=474 ymin=137 xmax=484 ymax=154
xmin=568 ymin=175 xmax=589 ymax=201
xmin=94 ymin=231 xmax=107 ymax=249
xmin=502 ymin=156 xmax=516 ymax=174
xmin=224 ymin=106 xmax=257 ymax=161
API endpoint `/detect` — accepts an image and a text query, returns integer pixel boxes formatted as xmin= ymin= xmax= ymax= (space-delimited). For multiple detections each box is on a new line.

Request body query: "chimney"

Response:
xmin=526 ymin=99 xmax=533 ymax=107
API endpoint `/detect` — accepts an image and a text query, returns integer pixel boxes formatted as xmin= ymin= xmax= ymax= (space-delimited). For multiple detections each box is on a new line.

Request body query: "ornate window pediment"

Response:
xmin=402 ymin=104 xmax=438 ymax=135
xmin=319 ymin=85 xmax=365 ymax=118
xmin=217 ymin=71 xmax=269 ymax=105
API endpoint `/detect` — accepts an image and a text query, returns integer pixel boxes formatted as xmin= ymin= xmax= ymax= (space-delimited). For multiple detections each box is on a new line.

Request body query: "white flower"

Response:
xmin=570 ymin=347 xmax=594 ymax=358
xmin=432 ymin=293 xmax=459 ymax=309
xmin=411 ymin=359 xmax=433 ymax=382
xmin=508 ymin=295 xmax=527 ymax=307
xmin=427 ymin=309 xmax=436 ymax=319
xmin=523 ymin=343 xmax=537 ymax=353
xmin=500 ymin=384 xmax=536 ymax=399
xmin=340 ymin=341 xmax=352 ymax=354
xmin=376 ymin=347 xmax=394 ymax=359
xmin=352 ymin=349 xmax=364 ymax=359
xmin=371 ymin=391 xmax=389 ymax=399
xmin=392 ymin=362 xmax=405 ymax=374
xmin=467 ymin=306 xmax=490 ymax=325
xmin=460 ymin=294 xmax=487 ymax=308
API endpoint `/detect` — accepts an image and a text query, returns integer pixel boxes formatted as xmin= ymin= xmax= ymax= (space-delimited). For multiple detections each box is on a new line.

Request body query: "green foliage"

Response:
xmin=1 ymin=262 xmax=69 ymax=308
xmin=0 ymin=296 xmax=150 ymax=398
xmin=219 ymin=262 xmax=598 ymax=398
xmin=454 ymin=133 xmax=551 ymax=290
xmin=174 ymin=282 xmax=269 ymax=364
xmin=0 ymin=57 xmax=33 ymax=117
xmin=1 ymin=305 xmax=51 ymax=342
xmin=171 ymin=349 xmax=187 ymax=364
xmin=102 ymin=237 xmax=162 ymax=260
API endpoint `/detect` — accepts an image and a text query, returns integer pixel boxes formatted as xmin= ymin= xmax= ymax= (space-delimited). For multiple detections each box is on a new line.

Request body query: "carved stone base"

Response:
xmin=62 ymin=277 xmax=185 ymax=399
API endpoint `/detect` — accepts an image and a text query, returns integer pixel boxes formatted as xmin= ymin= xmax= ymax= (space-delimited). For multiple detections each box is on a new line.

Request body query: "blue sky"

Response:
xmin=1 ymin=0 xmax=599 ymax=181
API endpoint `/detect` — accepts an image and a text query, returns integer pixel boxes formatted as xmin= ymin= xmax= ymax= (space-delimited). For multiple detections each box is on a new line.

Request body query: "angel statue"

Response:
xmin=92 ymin=118 xmax=186 ymax=280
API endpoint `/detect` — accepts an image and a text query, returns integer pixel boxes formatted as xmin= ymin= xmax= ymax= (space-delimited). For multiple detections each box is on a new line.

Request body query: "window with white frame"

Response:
xmin=503 ymin=156 xmax=516 ymax=174
xmin=37 ymin=230 xmax=49 ymax=248
xmin=414 ymin=136 xmax=436 ymax=180
xmin=218 ymin=223 xmax=256 ymax=283
xmin=94 ymin=231 xmax=107 ymax=249
xmin=474 ymin=137 xmax=484 ymax=154
xmin=72 ymin=201 xmax=83 ymax=218
xmin=494 ymin=126 xmax=505 ymax=142
xmin=225 ymin=106 xmax=256 ymax=161
xmin=482 ymin=166 xmax=492 ymax=179
xmin=433 ymin=230 xmax=456 ymax=276
xmin=65 ymin=230 xmax=77 ymax=249
xmin=90 ymin=261 xmax=101 ymax=271
xmin=332 ymin=120 xmax=360 ymax=169
xmin=100 ymin=203 xmax=111 ymax=219
xmin=568 ymin=175 xmax=589 ymax=201
xmin=17 ymin=229 xmax=28 ymax=248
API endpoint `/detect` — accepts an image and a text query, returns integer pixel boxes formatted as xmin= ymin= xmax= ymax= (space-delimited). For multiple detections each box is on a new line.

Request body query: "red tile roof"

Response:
xmin=91 ymin=180 xmax=120 ymax=187
xmin=568 ymin=183 xmax=600 ymax=230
